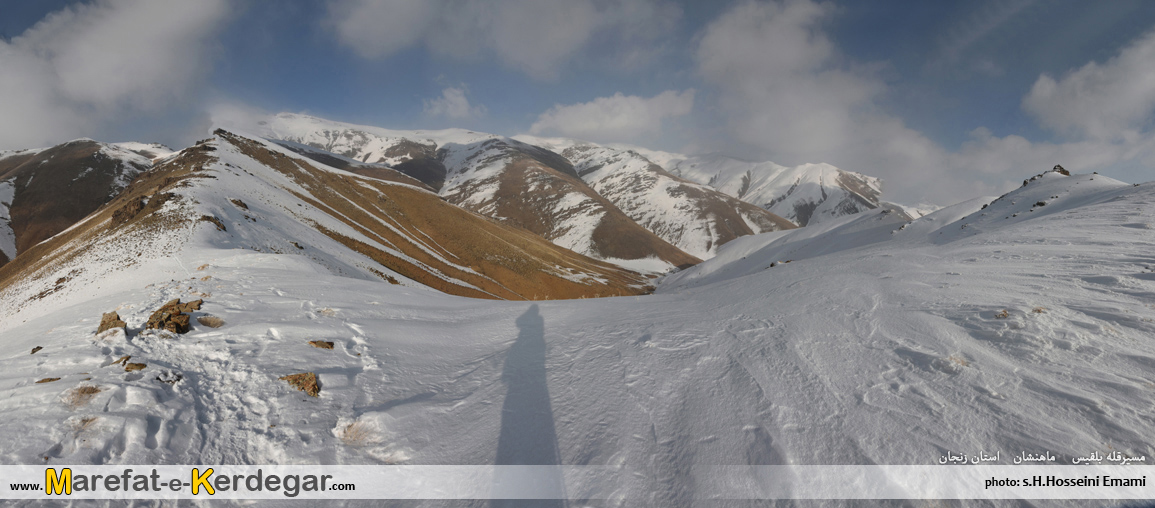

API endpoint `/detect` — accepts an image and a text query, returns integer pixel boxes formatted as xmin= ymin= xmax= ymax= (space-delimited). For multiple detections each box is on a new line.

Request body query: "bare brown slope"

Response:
xmin=0 ymin=135 xmax=653 ymax=303
xmin=443 ymin=141 xmax=701 ymax=268
xmin=217 ymin=132 xmax=655 ymax=300
xmin=0 ymin=143 xmax=216 ymax=301
xmin=0 ymin=140 xmax=149 ymax=265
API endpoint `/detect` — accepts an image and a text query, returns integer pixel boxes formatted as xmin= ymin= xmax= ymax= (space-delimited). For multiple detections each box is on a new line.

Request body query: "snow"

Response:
xmin=112 ymin=142 xmax=174 ymax=160
xmin=240 ymin=115 xmax=649 ymax=268
xmin=1 ymin=165 xmax=1155 ymax=504
xmin=244 ymin=113 xmax=497 ymax=166
xmin=522 ymin=138 xmax=788 ymax=260
xmin=519 ymin=135 xmax=885 ymax=229
xmin=668 ymin=156 xmax=882 ymax=226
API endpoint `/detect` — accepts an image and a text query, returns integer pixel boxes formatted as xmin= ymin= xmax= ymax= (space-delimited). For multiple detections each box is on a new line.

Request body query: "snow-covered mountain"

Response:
xmin=1 ymin=162 xmax=1152 ymax=503
xmin=666 ymin=154 xmax=882 ymax=227
xmin=250 ymin=113 xmax=700 ymax=271
xmin=515 ymin=136 xmax=796 ymax=259
xmin=0 ymin=140 xmax=167 ymax=266
xmin=0 ymin=129 xmax=656 ymax=325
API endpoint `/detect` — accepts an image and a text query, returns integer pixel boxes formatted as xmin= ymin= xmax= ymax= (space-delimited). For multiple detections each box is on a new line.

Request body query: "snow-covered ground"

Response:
xmin=1 ymin=166 xmax=1153 ymax=504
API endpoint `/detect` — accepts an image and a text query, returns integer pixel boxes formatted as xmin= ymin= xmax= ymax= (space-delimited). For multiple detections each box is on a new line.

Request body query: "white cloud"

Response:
xmin=693 ymin=0 xmax=1155 ymax=206
xmin=327 ymin=0 xmax=680 ymax=80
xmin=1022 ymin=29 xmax=1155 ymax=141
xmin=423 ymin=87 xmax=486 ymax=120
xmin=529 ymin=89 xmax=694 ymax=143
xmin=0 ymin=0 xmax=229 ymax=149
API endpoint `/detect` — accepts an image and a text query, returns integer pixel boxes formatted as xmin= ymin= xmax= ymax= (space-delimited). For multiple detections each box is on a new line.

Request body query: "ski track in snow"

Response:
xmin=1 ymin=163 xmax=1154 ymax=505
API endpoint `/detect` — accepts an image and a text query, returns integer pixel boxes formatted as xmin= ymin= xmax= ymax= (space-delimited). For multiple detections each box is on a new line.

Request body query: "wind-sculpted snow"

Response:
xmin=0 ymin=166 xmax=1153 ymax=505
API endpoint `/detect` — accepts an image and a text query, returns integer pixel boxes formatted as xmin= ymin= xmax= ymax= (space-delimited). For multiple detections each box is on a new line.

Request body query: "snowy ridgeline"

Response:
xmin=0 ymin=167 xmax=1154 ymax=504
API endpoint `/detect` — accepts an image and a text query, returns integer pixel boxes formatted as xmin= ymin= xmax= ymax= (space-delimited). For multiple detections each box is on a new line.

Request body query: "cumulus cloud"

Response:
xmin=529 ymin=89 xmax=694 ymax=143
xmin=423 ymin=87 xmax=486 ymax=120
xmin=327 ymin=0 xmax=680 ymax=80
xmin=694 ymin=0 xmax=1155 ymax=205
xmin=1023 ymin=29 xmax=1155 ymax=141
xmin=0 ymin=0 xmax=229 ymax=149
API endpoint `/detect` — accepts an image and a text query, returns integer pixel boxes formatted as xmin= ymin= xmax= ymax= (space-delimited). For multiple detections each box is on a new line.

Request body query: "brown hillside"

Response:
xmin=442 ymin=144 xmax=701 ymax=268
xmin=0 ymin=140 xmax=149 ymax=266
xmin=0 ymin=133 xmax=655 ymax=305
xmin=219 ymin=132 xmax=653 ymax=299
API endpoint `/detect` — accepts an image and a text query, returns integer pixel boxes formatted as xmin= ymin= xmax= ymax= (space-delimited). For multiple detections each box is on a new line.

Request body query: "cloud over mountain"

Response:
xmin=529 ymin=90 xmax=694 ymax=144
xmin=424 ymin=87 xmax=486 ymax=120
xmin=0 ymin=0 xmax=229 ymax=149
xmin=693 ymin=0 xmax=1155 ymax=206
xmin=1023 ymin=28 xmax=1155 ymax=141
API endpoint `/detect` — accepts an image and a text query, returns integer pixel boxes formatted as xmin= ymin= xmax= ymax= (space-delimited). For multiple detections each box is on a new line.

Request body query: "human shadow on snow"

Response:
xmin=491 ymin=304 xmax=566 ymax=508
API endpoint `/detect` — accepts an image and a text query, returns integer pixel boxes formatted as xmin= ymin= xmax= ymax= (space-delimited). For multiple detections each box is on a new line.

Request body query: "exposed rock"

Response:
xmin=197 ymin=315 xmax=224 ymax=328
xmin=111 ymin=197 xmax=146 ymax=225
xmin=1053 ymin=164 xmax=1070 ymax=176
xmin=124 ymin=363 xmax=146 ymax=372
xmin=31 ymin=346 xmax=42 ymax=354
xmin=96 ymin=311 xmax=126 ymax=334
xmin=198 ymin=215 xmax=227 ymax=231
xmin=110 ymin=355 xmax=131 ymax=367
xmin=280 ymin=372 xmax=320 ymax=397
xmin=308 ymin=340 xmax=334 ymax=349
xmin=36 ymin=378 xmax=60 ymax=383
xmin=145 ymin=299 xmax=200 ymax=334
xmin=177 ymin=299 xmax=203 ymax=313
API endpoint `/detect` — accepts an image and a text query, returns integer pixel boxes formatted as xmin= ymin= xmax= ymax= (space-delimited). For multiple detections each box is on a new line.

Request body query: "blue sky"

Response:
xmin=2 ymin=0 xmax=1154 ymax=204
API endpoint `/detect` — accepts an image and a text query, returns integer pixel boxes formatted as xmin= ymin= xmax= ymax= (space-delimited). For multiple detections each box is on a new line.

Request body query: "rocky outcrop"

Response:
xmin=145 ymin=298 xmax=202 ymax=334
xmin=111 ymin=198 xmax=145 ymax=225
xmin=96 ymin=311 xmax=126 ymax=334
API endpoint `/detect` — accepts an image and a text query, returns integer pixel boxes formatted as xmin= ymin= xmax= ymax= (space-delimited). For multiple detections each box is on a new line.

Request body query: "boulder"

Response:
xmin=145 ymin=298 xmax=200 ymax=334
xmin=96 ymin=311 xmax=126 ymax=334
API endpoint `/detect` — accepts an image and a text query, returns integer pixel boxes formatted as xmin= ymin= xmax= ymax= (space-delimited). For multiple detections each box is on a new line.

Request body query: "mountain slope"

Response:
xmin=0 ymin=130 xmax=656 ymax=321
xmin=1 ymin=167 xmax=1152 ymax=504
xmin=517 ymin=136 xmax=797 ymax=259
xmin=0 ymin=140 xmax=160 ymax=266
xmin=667 ymin=154 xmax=882 ymax=226
xmin=253 ymin=113 xmax=701 ymax=272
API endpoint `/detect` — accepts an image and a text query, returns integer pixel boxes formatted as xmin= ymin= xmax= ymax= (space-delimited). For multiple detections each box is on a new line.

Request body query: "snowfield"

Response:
xmin=1 ymin=165 xmax=1153 ymax=504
